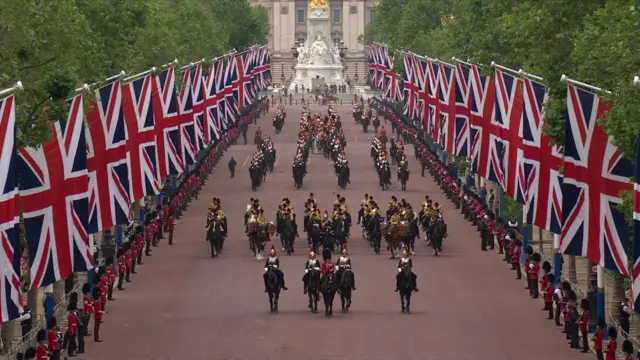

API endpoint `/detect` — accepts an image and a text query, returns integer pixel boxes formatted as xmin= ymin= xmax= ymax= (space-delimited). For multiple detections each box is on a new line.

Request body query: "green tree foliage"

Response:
xmin=0 ymin=0 xmax=269 ymax=147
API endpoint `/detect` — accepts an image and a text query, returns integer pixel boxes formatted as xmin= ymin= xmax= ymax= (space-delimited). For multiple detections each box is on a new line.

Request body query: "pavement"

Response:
xmin=78 ymin=104 xmax=591 ymax=360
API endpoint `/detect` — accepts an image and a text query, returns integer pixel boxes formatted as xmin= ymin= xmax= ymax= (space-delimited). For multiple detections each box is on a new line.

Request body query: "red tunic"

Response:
xmin=93 ymin=300 xmax=103 ymax=320
xmin=125 ymin=250 xmax=132 ymax=268
xmin=131 ymin=243 xmax=138 ymax=258
xmin=544 ymin=284 xmax=554 ymax=303
xmin=83 ymin=295 xmax=94 ymax=314
xmin=47 ymin=329 xmax=60 ymax=350
xmin=513 ymin=248 xmax=522 ymax=264
xmin=321 ymin=262 xmax=335 ymax=277
xmin=137 ymin=233 xmax=144 ymax=248
xmin=606 ymin=340 xmax=617 ymax=360
xmin=163 ymin=205 xmax=169 ymax=218
xmin=67 ymin=313 xmax=78 ymax=335
xmin=524 ymin=259 xmax=531 ymax=274
xmin=579 ymin=312 xmax=590 ymax=331
xmin=593 ymin=329 xmax=604 ymax=350
xmin=37 ymin=344 xmax=48 ymax=360
xmin=118 ymin=257 xmax=126 ymax=274
xmin=531 ymin=262 xmax=541 ymax=280
xmin=106 ymin=267 xmax=116 ymax=283
xmin=168 ymin=217 xmax=175 ymax=231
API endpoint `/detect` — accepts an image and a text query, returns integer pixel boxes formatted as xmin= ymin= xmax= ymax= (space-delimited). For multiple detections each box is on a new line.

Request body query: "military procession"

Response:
xmin=248 ymin=128 xmax=277 ymax=191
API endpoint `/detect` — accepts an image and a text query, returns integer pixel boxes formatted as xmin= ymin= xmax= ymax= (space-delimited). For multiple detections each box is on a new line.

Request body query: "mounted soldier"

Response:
xmin=395 ymin=250 xmax=419 ymax=292
xmin=336 ymin=247 xmax=356 ymax=291
xmin=263 ymin=245 xmax=288 ymax=292
xmin=302 ymin=250 xmax=321 ymax=294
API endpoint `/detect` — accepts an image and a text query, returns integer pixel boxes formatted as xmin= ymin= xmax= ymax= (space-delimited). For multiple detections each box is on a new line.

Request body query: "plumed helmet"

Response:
xmin=525 ymin=245 xmax=534 ymax=255
xmin=622 ymin=339 xmax=633 ymax=354
xmin=324 ymin=210 xmax=328 ymax=217
xmin=542 ymin=260 xmax=552 ymax=273
xmin=402 ymin=249 xmax=409 ymax=256
xmin=270 ymin=245 xmax=276 ymax=255
xmin=532 ymin=253 xmax=542 ymax=263
xmin=608 ymin=326 xmax=618 ymax=339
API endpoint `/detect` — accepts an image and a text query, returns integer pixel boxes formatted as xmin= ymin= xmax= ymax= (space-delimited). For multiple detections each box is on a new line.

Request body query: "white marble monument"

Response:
xmin=288 ymin=0 xmax=346 ymax=91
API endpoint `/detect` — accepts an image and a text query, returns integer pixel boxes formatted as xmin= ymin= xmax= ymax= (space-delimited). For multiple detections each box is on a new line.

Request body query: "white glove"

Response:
xmin=398 ymin=268 xmax=402 ymax=273
xmin=264 ymin=268 xmax=268 ymax=272
xmin=529 ymin=263 xmax=534 ymax=269
xmin=273 ymin=265 xmax=278 ymax=269
xmin=313 ymin=267 xmax=320 ymax=271
xmin=335 ymin=265 xmax=340 ymax=270
xmin=305 ymin=269 xmax=309 ymax=274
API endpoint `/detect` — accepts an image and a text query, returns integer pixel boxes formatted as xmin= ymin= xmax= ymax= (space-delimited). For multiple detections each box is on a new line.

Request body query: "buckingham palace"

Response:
xmin=250 ymin=0 xmax=378 ymax=86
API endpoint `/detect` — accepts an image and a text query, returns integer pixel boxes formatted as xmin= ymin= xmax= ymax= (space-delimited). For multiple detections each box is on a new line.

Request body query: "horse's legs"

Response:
xmin=269 ymin=293 xmax=274 ymax=312
xmin=405 ymin=293 xmax=411 ymax=314
xmin=400 ymin=293 xmax=406 ymax=312
xmin=274 ymin=293 xmax=279 ymax=313
xmin=341 ymin=294 xmax=346 ymax=312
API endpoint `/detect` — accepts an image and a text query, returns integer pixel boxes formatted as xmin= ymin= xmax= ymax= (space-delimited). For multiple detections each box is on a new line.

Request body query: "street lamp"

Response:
xmin=338 ymin=40 xmax=347 ymax=58
xmin=354 ymin=62 xmax=359 ymax=85
xmin=280 ymin=62 xmax=285 ymax=83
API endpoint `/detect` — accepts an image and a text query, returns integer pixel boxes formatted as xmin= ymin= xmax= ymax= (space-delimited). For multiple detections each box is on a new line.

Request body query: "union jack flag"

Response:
xmin=522 ymin=78 xmax=563 ymax=234
xmin=425 ymin=59 xmax=440 ymax=140
xmin=560 ymin=84 xmax=632 ymax=276
xmin=154 ymin=66 xmax=185 ymax=178
xmin=204 ymin=59 xmax=226 ymax=144
xmin=402 ymin=55 xmax=419 ymax=120
xmin=224 ymin=56 xmax=239 ymax=126
xmin=122 ymin=74 xmax=160 ymax=201
xmin=493 ymin=68 xmax=527 ymax=204
xmin=181 ymin=63 xmax=208 ymax=152
xmin=632 ymin=132 xmax=640 ymax=312
xmin=86 ymin=80 xmax=131 ymax=234
xmin=453 ymin=63 xmax=471 ymax=157
xmin=176 ymin=65 xmax=199 ymax=166
xmin=0 ymin=94 xmax=23 ymax=322
xmin=18 ymin=94 xmax=93 ymax=290
xmin=231 ymin=50 xmax=255 ymax=108
xmin=438 ymin=62 xmax=456 ymax=154
xmin=259 ymin=47 xmax=272 ymax=88
xmin=468 ymin=65 xmax=495 ymax=174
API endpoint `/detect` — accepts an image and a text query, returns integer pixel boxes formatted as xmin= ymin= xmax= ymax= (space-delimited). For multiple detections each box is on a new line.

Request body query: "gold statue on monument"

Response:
xmin=310 ymin=0 xmax=328 ymax=13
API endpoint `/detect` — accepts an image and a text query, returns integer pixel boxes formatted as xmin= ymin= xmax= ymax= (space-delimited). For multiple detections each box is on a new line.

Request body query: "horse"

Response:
xmin=397 ymin=265 xmax=414 ymax=314
xmin=292 ymin=162 xmax=305 ymax=189
xmin=378 ymin=164 xmax=391 ymax=190
xmin=333 ymin=219 xmax=348 ymax=252
xmin=265 ymin=267 xmax=281 ymax=314
xmin=280 ymin=218 xmax=296 ymax=255
xmin=249 ymin=225 xmax=267 ymax=260
xmin=249 ymin=165 xmax=262 ymax=191
xmin=338 ymin=165 xmax=350 ymax=189
xmin=368 ymin=217 xmax=383 ymax=254
xmin=431 ymin=218 xmax=447 ymax=256
xmin=321 ymin=272 xmax=338 ymax=318
xmin=398 ymin=167 xmax=409 ymax=191
xmin=306 ymin=268 xmax=321 ymax=313
xmin=339 ymin=269 xmax=353 ymax=313
xmin=207 ymin=219 xmax=224 ymax=258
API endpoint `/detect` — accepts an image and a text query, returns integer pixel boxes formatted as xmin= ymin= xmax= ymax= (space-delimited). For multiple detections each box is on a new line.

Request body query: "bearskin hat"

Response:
xmin=525 ymin=245 xmax=534 ymax=255
xmin=82 ymin=283 xmax=91 ymax=295
xmin=23 ymin=347 xmax=36 ymax=360
xmin=580 ymin=299 xmax=590 ymax=310
xmin=608 ymin=326 xmax=618 ymax=339
xmin=97 ymin=265 xmax=107 ymax=277
xmin=69 ymin=292 xmax=78 ymax=306
xmin=562 ymin=281 xmax=572 ymax=292
xmin=542 ymin=260 xmax=552 ymax=273
xmin=546 ymin=274 xmax=555 ymax=284
xmin=532 ymin=253 xmax=541 ymax=263
xmin=67 ymin=301 xmax=77 ymax=312
xmin=46 ymin=316 xmax=58 ymax=329
xmin=514 ymin=239 xmax=522 ymax=246
xmin=622 ymin=339 xmax=633 ymax=354
xmin=36 ymin=329 xmax=46 ymax=342
xmin=323 ymin=247 xmax=332 ymax=261
xmin=92 ymin=286 xmax=101 ymax=300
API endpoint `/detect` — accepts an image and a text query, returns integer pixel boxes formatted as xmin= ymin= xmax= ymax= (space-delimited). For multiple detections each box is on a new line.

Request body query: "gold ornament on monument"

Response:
xmin=310 ymin=0 xmax=328 ymax=13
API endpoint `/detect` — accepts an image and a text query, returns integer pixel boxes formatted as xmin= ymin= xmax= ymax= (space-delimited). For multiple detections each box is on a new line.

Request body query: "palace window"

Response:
xmin=297 ymin=9 xmax=305 ymax=23
xmin=369 ymin=9 xmax=375 ymax=22
xmin=332 ymin=8 xmax=341 ymax=23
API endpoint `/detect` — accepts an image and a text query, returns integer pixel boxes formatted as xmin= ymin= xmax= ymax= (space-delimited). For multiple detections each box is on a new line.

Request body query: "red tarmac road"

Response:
xmin=81 ymin=104 xmax=589 ymax=360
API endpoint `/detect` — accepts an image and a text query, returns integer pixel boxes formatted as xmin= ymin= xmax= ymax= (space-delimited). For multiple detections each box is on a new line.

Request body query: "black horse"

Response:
xmin=339 ymin=269 xmax=354 ymax=313
xmin=368 ymin=217 xmax=383 ymax=254
xmin=249 ymin=165 xmax=263 ymax=191
xmin=280 ymin=218 xmax=296 ymax=255
xmin=266 ymin=267 xmax=281 ymax=314
xmin=293 ymin=162 xmax=305 ymax=189
xmin=321 ymin=272 xmax=338 ymax=318
xmin=397 ymin=266 xmax=414 ymax=314
xmin=306 ymin=269 xmax=321 ymax=313
xmin=378 ymin=164 xmax=391 ymax=190
xmin=431 ymin=218 xmax=447 ymax=256
xmin=207 ymin=219 xmax=224 ymax=258
xmin=398 ymin=167 xmax=409 ymax=191
xmin=338 ymin=165 xmax=350 ymax=189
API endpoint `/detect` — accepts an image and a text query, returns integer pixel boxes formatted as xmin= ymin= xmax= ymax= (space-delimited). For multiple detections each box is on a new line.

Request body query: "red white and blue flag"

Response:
xmin=0 ymin=94 xmax=24 ymax=322
xmin=204 ymin=59 xmax=226 ymax=144
xmin=224 ymin=56 xmax=239 ymax=125
xmin=181 ymin=63 xmax=209 ymax=152
xmin=560 ymin=84 xmax=632 ymax=276
xmin=453 ymin=63 xmax=471 ymax=157
xmin=231 ymin=50 xmax=255 ymax=108
xmin=86 ymin=80 xmax=131 ymax=234
xmin=437 ymin=62 xmax=456 ymax=154
xmin=468 ymin=65 xmax=494 ymax=174
xmin=153 ymin=66 xmax=185 ymax=178
xmin=632 ymin=132 xmax=640 ymax=311
xmin=18 ymin=94 xmax=93 ymax=289
xmin=122 ymin=74 xmax=160 ymax=201
xmin=522 ymin=78 xmax=563 ymax=234
xmin=402 ymin=55 xmax=420 ymax=120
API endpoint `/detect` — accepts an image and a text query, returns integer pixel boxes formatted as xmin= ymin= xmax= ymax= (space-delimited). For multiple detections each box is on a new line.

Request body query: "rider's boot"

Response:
xmin=263 ymin=276 xmax=269 ymax=292
xmin=280 ymin=275 xmax=288 ymax=291
xmin=394 ymin=276 xmax=400 ymax=292
xmin=413 ymin=274 xmax=419 ymax=292
xmin=352 ymin=274 xmax=356 ymax=291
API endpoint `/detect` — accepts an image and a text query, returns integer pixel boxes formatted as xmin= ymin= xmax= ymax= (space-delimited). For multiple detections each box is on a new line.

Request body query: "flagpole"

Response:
xmin=0 ymin=81 xmax=24 ymax=97
xmin=180 ymin=59 xmax=205 ymax=70
xmin=124 ymin=67 xmax=157 ymax=82
xmin=560 ymin=74 xmax=612 ymax=94
xmin=75 ymin=71 xmax=126 ymax=93
xmin=162 ymin=59 xmax=178 ymax=69
xmin=452 ymin=57 xmax=483 ymax=69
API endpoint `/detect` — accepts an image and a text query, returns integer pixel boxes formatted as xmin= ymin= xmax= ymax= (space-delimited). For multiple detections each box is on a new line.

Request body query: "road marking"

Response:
xmin=275 ymin=154 xmax=280 ymax=167
xmin=354 ymin=136 xmax=358 ymax=143
xmin=242 ymin=155 xmax=250 ymax=167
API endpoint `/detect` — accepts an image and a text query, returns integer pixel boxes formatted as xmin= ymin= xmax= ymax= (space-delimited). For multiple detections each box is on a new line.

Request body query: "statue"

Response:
xmin=310 ymin=0 xmax=328 ymax=13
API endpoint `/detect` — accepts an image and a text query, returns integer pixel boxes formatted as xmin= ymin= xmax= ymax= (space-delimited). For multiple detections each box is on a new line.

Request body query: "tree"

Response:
xmin=0 ymin=0 xmax=269 ymax=147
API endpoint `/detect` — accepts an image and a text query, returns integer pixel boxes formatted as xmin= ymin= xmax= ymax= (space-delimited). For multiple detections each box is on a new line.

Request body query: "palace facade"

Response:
xmin=250 ymin=0 xmax=378 ymax=86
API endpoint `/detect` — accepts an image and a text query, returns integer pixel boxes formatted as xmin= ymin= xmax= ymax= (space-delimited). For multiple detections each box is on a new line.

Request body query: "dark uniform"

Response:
xmin=263 ymin=247 xmax=287 ymax=291
xmin=302 ymin=251 xmax=321 ymax=294
xmin=395 ymin=251 xmax=418 ymax=292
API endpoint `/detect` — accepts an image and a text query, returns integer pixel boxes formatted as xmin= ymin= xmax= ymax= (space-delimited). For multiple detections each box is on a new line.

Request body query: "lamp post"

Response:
xmin=354 ymin=62 xmax=359 ymax=85
xmin=280 ymin=61 xmax=285 ymax=84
